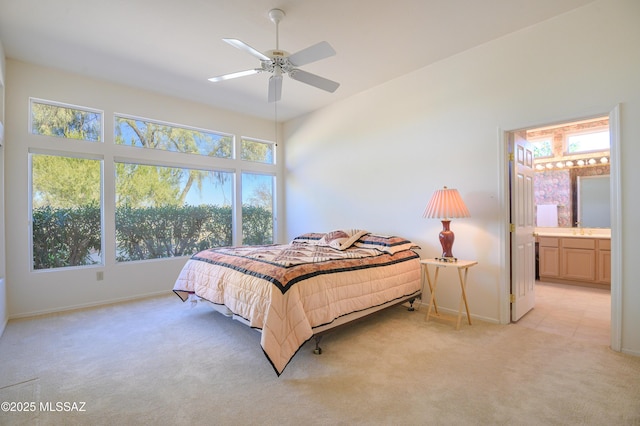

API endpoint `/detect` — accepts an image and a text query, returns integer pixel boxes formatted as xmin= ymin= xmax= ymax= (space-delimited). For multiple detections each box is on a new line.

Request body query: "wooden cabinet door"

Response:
xmin=539 ymin=246 xmax=560 ymax=277
xmin=562 ymin=248 xmax=596 ymax=281
xmin=598 ymin=249 xmax=611 ymax=284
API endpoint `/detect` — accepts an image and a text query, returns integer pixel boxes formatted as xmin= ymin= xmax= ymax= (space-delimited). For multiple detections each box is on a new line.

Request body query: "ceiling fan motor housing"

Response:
xmin=261 ymin=51 xmax=294 ymax=74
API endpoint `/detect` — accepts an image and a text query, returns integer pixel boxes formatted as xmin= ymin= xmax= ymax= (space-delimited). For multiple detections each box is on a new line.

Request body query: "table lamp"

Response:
xmin=423 ymin=186 xmax=470 ymax=259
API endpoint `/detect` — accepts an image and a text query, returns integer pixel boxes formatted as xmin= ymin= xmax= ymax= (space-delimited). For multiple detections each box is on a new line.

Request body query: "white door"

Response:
xmin=511 ymin=131 xmax=536 ymax=321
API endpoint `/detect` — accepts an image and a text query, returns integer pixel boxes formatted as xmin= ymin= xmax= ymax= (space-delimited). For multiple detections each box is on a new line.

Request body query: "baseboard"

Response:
xmin=0 ymin=278 xmax=6 ymax=338
xmin=538 ymin=277 xmax=610 ymax=290
xmin=416 ymin=299 xmax=499 ymax=324
xmin=621 ymin=347 xmax=640 ymax=357
xmin=8 ymin=290 xmax=173 ymax=320
xmin=0 ymin=316 xmax=6 ymax=339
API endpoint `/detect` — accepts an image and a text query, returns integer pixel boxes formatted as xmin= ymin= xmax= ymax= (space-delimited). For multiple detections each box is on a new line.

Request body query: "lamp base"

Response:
xmin=439 ymin=220 xmax=455 ymax=258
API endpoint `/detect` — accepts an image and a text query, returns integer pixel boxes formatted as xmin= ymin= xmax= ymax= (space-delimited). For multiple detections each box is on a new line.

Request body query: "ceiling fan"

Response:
xmin=208 ymin=8 xmax=340 ymax=103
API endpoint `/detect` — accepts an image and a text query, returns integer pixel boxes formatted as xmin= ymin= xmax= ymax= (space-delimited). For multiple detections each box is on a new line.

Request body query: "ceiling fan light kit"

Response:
xmin=208 ymin=8 xmax=340 ymax=103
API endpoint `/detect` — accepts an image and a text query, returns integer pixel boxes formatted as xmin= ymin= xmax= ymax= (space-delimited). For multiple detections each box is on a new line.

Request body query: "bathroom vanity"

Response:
xmin=536 ymin=228 xmax=610 ymax=288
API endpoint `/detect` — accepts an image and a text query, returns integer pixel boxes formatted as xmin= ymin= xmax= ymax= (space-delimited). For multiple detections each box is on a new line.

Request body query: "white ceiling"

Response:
xmin=0 ymin=0 xmax=595 ymax=122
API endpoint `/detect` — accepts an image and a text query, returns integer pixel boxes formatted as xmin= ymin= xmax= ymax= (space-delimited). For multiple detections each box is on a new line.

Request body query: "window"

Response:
xmin=31 ymin=99 xmax=102 ymax=142
xmin=31 ymin=153 xmax=103 ymax=270
xmin=242 ymin=173 xmax=274 ymax=245
xmin=241 ymin=137 xmax=275 ymax=164
xmin=567 ymin=130 xmax=610 ymax=153
xmin=115 ymin=162 xmax=233 ymax=261
xmin=29 ymin=99 xmax=104 ymax=270
xmin=530 ymin=138 xmax=553 ymax=158
xmin=115 ymin=115 xmax=232 ymax=158
xmin=114 ymin=115 xmax=237 ymax=261
xmin=28 ymin=100 xmax=279 ymax=271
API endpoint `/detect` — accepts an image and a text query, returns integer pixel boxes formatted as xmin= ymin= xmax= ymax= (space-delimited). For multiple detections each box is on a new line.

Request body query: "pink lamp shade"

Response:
xmin=423 ymin=186 xmax=470 ymax=258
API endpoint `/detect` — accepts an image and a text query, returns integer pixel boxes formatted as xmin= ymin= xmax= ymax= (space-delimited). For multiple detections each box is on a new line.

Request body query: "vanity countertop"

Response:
xmin=535 ymin=227 xmax=610 ymax=239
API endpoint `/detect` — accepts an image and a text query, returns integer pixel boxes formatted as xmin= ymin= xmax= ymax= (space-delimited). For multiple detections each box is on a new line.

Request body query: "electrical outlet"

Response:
xmin=96 ymin=271 xmax=104 ymax=281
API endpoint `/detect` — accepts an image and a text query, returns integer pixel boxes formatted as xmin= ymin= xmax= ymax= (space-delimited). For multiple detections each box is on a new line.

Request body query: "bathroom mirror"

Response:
xmin=577 ymin=175 xmax=610 ymax=228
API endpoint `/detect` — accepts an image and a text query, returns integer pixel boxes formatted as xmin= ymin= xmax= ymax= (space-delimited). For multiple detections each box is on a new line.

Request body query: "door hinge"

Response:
xmin=510 ymin=294 xmax=516 ymax=303
xmin=509 ymin=153 xmax=514 ymax=162
xmin=510 ymin=223 xmax=515 ymax=233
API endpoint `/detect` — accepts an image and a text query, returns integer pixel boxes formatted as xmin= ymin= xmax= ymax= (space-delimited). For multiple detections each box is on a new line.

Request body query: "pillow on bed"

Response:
xmin=290 ymin=232 xmax=325 ymax=245
xmin=318 ymin=229 xmax=370 ymax=250
xmin=353 ymin=234 xmax=418 ymax=255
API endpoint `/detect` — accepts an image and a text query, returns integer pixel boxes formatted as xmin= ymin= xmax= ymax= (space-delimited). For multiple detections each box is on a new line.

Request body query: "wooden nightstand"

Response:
xmin=420 ymin=258 xmax=478 ymax=330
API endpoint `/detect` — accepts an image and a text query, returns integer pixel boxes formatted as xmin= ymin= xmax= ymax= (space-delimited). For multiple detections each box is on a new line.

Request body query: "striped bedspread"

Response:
xmin=173 ymin=234 xmax=421 ymax=375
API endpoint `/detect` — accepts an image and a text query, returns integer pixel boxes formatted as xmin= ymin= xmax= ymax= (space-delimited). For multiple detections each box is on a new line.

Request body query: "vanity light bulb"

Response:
xmin=601 ymin=157 xmax=608 ymax=164
xmin=556 ymin=162 xmax=564 ymax=168
xmin=588 ymin=158 xmax=596 ymax=165
xmin=546 ymin=163 xmax=553 ymax=169
xmin=577 ymin=160 xmax=585 ymax=166
xmin=536 ymin=164 xmax=544 ymax=170
xmin=565 ymin=161 xmax=574 ymax=167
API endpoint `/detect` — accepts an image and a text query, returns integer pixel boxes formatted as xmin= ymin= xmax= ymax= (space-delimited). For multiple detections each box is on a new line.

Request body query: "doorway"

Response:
xmin=503 ymin=107 xmax=621 ymax=350
xmin=517 ymin=281 xmax=610 ymax=345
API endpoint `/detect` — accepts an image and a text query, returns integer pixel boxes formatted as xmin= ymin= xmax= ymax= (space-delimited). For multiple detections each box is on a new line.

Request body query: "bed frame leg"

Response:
xmin=407 ymin=297 xmax=416 ymax=311
xmin=313 ymin=335 xmax=323 ymax=355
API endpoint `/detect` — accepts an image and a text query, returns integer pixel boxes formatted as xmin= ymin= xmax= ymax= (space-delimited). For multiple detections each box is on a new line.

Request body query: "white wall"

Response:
xmin=284 ymin=0 xmax=640 ymax=354
xmin=4 ymin=60 xmax=282 ymax=317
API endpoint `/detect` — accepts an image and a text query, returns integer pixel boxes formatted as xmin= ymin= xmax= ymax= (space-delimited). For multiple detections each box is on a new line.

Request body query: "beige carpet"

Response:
xmin=1 ymin=293 xmax=639 ymax=426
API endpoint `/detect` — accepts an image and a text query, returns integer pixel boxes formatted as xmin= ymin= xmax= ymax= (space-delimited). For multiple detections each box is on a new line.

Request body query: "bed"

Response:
xmin=173 ymin=229 xmax=422 ymax=375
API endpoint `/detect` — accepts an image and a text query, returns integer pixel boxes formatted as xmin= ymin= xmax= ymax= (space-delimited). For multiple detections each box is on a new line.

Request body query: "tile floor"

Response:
xmin=515 ymin=281 xmax=611 ymax=346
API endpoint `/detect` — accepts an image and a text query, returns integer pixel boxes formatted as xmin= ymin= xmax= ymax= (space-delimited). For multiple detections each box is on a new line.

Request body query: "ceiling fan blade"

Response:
xmin=223 ymin=38 xmax=270 ymax=61
xmin=288 ymin=69 xmax=340 ymax=93
xmin=208 ymin=69 xmax=261 ymax=82
xmin=268 ymin=74 xmax=283 ymax=103
xmin=288 ymin=41 xmax=336 ymax=66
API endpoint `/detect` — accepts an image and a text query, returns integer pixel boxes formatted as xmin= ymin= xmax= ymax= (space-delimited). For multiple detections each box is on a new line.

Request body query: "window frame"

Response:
xmin=29 ymin=148 xmax=105 ymax=271
xmin=29 ymin=97 xmax=104 ymax=143
xmin=26 ymin=100 xmax=280 ymax=272
xmin=241 ymin=170 xmax=276 ymax=245
xmin=114 ymin=113 xmax=235 ymax=159
xmin=113 ymin=159 xmax=237 ymax=263
xmin=564 ymin=128 xmax=610 ymax=155
xmin=240 ymin=136 xmax=277 ymax=165
xmin=528 ymin=136 xmax=554 ymax=159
